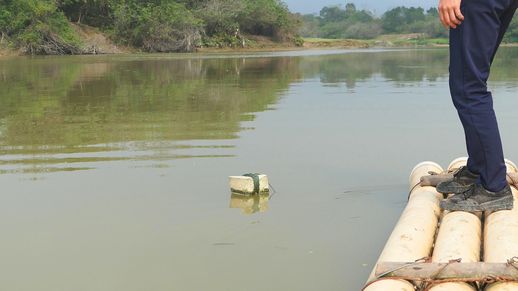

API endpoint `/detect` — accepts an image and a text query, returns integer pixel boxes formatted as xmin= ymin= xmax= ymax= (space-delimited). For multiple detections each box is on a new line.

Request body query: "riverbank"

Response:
xmin=303 ymin=34 xmax=449 ymax=48
xmin=0 ymin=37 xmax=432 ymax=57
xmin=1 ymin=30 xmax=515 ymax=57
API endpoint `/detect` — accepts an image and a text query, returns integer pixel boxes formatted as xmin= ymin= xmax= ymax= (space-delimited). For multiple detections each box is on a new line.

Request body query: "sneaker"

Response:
xmin=440 ymin=184 xmax=514 ymax=212
xmin=436 ymin=166 xmax=479 ymax=194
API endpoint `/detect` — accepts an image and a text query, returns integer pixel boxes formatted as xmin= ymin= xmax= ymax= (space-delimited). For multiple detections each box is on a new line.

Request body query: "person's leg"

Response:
xmin=458 ymin=1 xmax=517 ymax=179
xmin=449 ymin=0 xmax=515 ymax=192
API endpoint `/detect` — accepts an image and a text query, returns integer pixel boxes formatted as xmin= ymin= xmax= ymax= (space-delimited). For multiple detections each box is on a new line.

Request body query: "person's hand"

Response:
xmin=438 ymin=0 xmax=464 ymax=29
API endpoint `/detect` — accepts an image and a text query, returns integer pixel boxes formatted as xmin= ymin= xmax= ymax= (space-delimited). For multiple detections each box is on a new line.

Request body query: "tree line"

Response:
xmin=299 ymin=3 xmax=518 ymax=42
xmin=1 ymin=1 xmax=517 ymax=55
xmin=0 ymin=0 xmax=300 ymax=54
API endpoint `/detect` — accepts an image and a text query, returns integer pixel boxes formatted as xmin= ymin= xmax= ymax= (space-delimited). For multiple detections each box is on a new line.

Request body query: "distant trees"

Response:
xmin=504 ymin=16 xmax=518 ymax=42
xmin=299 ymin=3 xmax=453 ymax=39
xmin=312 ymin=3 xmax=380 ymax=39
xmin=381 ymin=7 xmax=445 ymax=37
xmin=381 ymin=7 xmax=425 ymax=33
xmin=303 ymin=3 xmax=516 ymax=41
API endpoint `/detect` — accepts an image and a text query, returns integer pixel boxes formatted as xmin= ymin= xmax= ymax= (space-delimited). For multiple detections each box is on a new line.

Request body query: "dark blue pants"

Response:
xmin=449 ymin=0 xmax=518 ymax=192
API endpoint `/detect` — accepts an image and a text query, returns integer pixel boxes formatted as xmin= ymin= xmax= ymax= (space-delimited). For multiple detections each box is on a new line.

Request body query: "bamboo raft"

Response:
xmin=364 ymin=158 xmax=518 ymax=291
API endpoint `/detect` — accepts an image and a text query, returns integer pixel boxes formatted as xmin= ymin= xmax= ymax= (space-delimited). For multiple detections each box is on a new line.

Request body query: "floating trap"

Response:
xmin=228 ymin=173 xmax=269 ymax=195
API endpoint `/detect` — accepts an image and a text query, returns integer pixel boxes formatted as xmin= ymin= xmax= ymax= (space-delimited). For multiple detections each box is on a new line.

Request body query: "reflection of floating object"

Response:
xmin=229 ymin=174 xmax=269 ymax=195
xmin=230 ymin=192 xmax=269 ymax=215
xmin=364 ymin=158 xmax=518 ymax=291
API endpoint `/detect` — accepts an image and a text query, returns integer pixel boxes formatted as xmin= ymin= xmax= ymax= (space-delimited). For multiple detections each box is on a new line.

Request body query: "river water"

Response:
xmin=0 ymin=48 xmax=517 ymax=291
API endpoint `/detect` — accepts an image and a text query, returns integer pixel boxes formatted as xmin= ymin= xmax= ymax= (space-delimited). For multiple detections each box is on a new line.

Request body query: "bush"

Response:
xmin=113 ymin=1 xmax=203 ymax=52
xmin=193 ymin=0 xmax=300 ymax=47
xmin=293 ymin=35 xmax=304 ymax=46
xmin=1 ymin=0 xmax=310 ymax=54
xmin=195 ymin=0 xmax=244 ymax=36
xmin=57 ymin=0 xmax=114 ymax=27
xmin=239 ymin=0 xmax=297 ymax=40
xmin=0 ymin=0 xmax=82 ymax=55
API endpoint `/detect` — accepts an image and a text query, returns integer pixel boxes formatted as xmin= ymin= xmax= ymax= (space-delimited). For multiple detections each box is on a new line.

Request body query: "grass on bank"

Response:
xmin=303 ymin=34 xmax=450 ymax=48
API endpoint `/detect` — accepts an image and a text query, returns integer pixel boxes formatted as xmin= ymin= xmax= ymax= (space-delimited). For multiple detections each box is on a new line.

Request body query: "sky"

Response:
xmin=283 ymin=0 xmax=437 ymax=15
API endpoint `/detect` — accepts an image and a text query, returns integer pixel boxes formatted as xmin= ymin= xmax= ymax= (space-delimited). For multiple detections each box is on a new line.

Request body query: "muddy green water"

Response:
xmin=0 ymin=48 xmax=517 ymax=291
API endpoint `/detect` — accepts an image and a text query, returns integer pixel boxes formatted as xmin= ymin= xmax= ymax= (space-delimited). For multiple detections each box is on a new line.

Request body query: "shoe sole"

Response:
xmin=440 ymin=195 xmax=514 ymax=212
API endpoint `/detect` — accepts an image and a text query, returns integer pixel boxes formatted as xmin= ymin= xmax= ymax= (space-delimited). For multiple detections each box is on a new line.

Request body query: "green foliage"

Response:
xmin=57 ymin=0 xmax=114 ymax=27
xmin=0 ymin=9 xmax=11 ymax=37
xmin=503 ymin=12 xmax=518 ymax=43
xmin=1 ymin=1 xmax=515 ymax=54
xmin=299 ymin=14 xmax=320 ymax=37
xmin=2 ymin=0 xmax=302 ymax=54
xmin=112 ymin=1 xmax=203 ymax=52
xmin=382 ymin=7 xmax=425 ymax=33
xmin=0 ymin=0 xmax=82 ymax=54
xmin=194 ymin=0 xmax=244 ymax=36
xmin=202 ymin=34 xmax=243 ymax=48
xmin=300 ymin=3 xmax=448 ymax=40
xmin=167 ymin=0 xmax=301 ymax=47
xmin=293 ymin=35 xmax=304 ymax=46
xmin=381 ymin=6 xmax=446 ymax=38
xmin=303 ymin=3 xmax=379 ymax=39
xmin=239 ymin=0 xmax=297 ymax=40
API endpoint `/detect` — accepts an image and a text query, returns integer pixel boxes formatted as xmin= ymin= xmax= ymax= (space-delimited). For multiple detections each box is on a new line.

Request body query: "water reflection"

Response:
xmin=0 ymin=48 xmax=516 ymax=174
xmin=229 ymin=192 xmax=270 ymax=215
xmin=0 ymin=56 xmax=300 ymax=173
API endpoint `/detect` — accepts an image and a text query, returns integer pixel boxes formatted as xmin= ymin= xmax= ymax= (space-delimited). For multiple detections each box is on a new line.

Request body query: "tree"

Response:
xmin=239 ymin=0 xmax=297 ymax=40
xmin=503 ymin=14 xmax=518 ymax=42
xmin=320 ymin=6 xmax=345 ymax=24
xmin=195 ymin=0 xmax=245 ymax=36
xmin=113 ymin=1 xmax=203 ymax=52
xmin=298 ymin=14 xmax=320 ymax=37
xmin=345 ymin=3 xmax=356 ymax=17
xmin=0 ymin=0 xmax=82 ymax=54
xmin=382 ymin=7 xmax=425 ymax=33
xmin=57 ymin=0 xmax=113 ymax=27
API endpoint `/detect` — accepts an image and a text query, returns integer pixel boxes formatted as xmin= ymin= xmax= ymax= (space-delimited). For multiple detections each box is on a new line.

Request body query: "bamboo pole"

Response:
xmin=432 ymin=212 xmax=481 ymax=263
xmin=484 ymin=158 xmax=518 ymax=291
xmin=484 ymin=185 xmax=518 ymax=291
xmin=428 ymin=158 xmax=481 ymax=291
xmin=430 ymin=283 xmax=476 ymax=290
xmin=486 ymin=282 xmax=518 ymax=290
xmin=364 ymin=162 xmax=443 ymax=290
xmin=444 ymin=158 xmax=518 ymax=291
xmin=376 ymin=262 xmax=518 ymax=281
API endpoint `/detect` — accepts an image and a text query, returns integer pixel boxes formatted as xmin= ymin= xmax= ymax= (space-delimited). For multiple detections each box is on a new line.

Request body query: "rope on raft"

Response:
xmin=363 ymin=257 xmax=518 ymax=291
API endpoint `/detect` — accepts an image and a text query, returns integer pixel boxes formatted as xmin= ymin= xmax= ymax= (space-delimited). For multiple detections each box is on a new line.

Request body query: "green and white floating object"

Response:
xmin=229 ymin=173 xmax=269 ymax=195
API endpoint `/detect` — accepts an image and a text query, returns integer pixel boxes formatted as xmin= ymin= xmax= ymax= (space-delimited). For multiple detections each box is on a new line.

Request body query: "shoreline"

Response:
xmin=0 ymin=44 xmax=441 ymax=58
xmin=0 ymin=46 xmax=427 ymax=59
xmin=1 ymin=41 xmax=516 ymax=59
